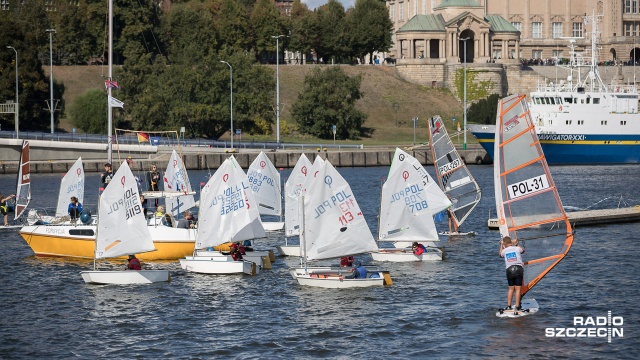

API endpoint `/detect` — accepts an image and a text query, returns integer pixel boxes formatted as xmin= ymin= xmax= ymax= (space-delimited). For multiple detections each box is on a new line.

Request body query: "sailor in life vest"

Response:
xmin=127 ymin=254 xmax=142 ymax=270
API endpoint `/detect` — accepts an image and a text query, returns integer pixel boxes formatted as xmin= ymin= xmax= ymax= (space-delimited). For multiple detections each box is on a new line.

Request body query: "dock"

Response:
xmin=487 ymin=206 xmax=640 ymax=229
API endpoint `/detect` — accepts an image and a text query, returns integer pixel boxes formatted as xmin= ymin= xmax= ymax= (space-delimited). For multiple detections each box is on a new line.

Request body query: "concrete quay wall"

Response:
xmin=0 ymin=148 xmax=490 ymax=174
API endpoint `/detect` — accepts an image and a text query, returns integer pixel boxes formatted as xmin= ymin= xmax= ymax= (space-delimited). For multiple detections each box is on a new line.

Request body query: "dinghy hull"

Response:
xmin=179 ymin=258 xmax=257 ymax=275
xmin=81 ymin=270 xmax=170 ymax=284
xmin=275 ymin=245 xmax=300 ymax=257
xmin=371 ymin=248 xmax=443 ymax=262
xmin=289 ymin=267 xmax=389 ymax=288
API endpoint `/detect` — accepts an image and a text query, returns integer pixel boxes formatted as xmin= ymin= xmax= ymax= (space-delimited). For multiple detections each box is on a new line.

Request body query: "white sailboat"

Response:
xmin=493 ymin=94 xmax=574 ymax=317
xmin=428 ymin=115 xmax=481 ymax=236
xmin=81 ymin=161 xmax=170 ymax=284
xmin=289 ymin=160 xmax=391 ymax=288
xmin=386 ymin=148 xmax=452 ymax=249
xmin=372 ymin=148 xmax=447 ymax=262
xmin=55 ymin=157 xmax=85 ymax=218
xmin=179 ymin=156 xmax=265 ymax=275
xmin=277 ymin=153 xmax=311 ymax=256
xmin=161 ymin=150 xmax=196 ymax=217
xmin=247 ymin=151 xmax=283 ymax=231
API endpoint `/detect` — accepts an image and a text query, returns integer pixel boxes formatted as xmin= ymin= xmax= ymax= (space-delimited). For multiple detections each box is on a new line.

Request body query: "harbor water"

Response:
xmin=0 ymin=164 xmax=638 ymax=358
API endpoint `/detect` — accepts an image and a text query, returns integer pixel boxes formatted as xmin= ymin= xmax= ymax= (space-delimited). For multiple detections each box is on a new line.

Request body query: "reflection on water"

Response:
xmin=0 ymin=165 xmax=639 ymax=357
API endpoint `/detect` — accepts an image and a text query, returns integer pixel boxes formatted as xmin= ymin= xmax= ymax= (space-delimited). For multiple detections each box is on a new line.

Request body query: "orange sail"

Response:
xmin=493 ymin=94 xmax=574 ymax=295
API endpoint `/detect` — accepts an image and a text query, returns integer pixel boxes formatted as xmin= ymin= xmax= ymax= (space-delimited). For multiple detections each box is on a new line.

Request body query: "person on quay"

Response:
xmin=499 ymin=236 xmax=525 ymax=311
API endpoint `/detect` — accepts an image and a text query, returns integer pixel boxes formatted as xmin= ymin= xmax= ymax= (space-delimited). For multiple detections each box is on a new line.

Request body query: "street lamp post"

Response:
xmin=461 ymin=37 xmax=469 ymax=150
xmin=272 ymin=35 xmax=287 ymax=145
xmin=412 ymin=117 xmax=418 ymax=145
xmin=220 ymin=61 xmax=233 ymax=150
xmin=46 ymin=29 xmax=56 ymax=134
xmin=6 ymin=46 xmax=18 ymax=138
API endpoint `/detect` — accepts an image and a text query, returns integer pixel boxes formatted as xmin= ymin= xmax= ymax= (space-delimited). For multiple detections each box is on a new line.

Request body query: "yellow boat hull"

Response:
xmin=20 ymin=225 xmax=195 ymax=261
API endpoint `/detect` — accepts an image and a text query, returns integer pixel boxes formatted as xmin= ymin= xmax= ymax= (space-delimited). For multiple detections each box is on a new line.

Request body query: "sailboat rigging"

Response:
xmin=494 ymin=94 xmax=574 ymax=317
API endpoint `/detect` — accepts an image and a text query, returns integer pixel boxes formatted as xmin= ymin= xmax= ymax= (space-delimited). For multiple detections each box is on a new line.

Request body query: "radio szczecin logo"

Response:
xmin=545 ymin=311 xmax=623 ymax=343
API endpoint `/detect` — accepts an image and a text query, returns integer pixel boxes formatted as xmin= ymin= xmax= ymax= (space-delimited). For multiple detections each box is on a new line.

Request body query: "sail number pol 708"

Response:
xmin=508 ymin=175 xmax=550 ymax=199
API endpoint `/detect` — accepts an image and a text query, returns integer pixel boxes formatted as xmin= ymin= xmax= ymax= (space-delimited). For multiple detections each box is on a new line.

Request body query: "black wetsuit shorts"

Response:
xmin=506 ymin=265 xmax=524 ymax=286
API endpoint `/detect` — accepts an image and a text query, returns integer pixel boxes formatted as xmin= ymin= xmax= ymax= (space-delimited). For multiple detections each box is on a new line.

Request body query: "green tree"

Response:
xmin=250 ymin=0 xmax=287 ymax=60
xmin=161 ymin=2 xmax=218 ymax=64
xmin=311 ymin=0 xmax=347 ymax=63
xmin=69 ymin=89 xmax=109 ymax=133
xmin=48 ymin=1 xmax=95 ymax=65
xmin=292 ymin=66 xmax=367 ymax=139
xmin=288 ymin=0 xmax=313 ymax=63
xmin=347 ymin=0 xmax=393 ymax=64
xmin=212 ymin=0 xmax=252 ymax=54
xmin=467 ymin=93 xmax=500 ymax=125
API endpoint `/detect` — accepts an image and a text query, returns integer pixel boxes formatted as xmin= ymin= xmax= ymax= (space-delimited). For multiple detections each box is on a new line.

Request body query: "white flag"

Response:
xmin=108 ymin=95 xmax=124 ymax=108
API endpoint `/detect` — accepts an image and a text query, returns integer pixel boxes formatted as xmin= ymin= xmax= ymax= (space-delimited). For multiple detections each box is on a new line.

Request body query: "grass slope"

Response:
xmin=51 ymin=64 xmax=465 ymax=145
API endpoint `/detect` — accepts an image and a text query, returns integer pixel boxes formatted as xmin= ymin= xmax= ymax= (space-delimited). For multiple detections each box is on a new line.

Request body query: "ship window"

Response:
xmin=581 ymin=99 xmax=585 ymax=104
xmin=601 ymin=120 xmax=608 ymax=125
xmin=621 ymin=120 xmax=627 ymax=125
xmin=557 ymin=97 xmax=562 ymax=103
xmin=550 ymin=97 xmax=556 ymax=105
xmin=586 ymin=97 xmax=591 ymax=104
xmin=545 ymin=97 xmax=551 ymax=104
xmin=593 ymin=98 xmax=600 ymax=104
xmin=578 ymin=120 xmax=584 ymax=125
xmin=564 ymin=97 xmax=572 ymax=103
xmin=69 ymin=229 xmax=95 ymax=236
xmin=574 ymin=98 xmax=578 ymax=104
xmin=566 ymin=120 xmax=572 ymax=125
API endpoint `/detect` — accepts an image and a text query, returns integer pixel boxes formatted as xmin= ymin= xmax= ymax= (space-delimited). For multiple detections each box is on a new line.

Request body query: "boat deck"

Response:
xmin=488 ymin=206 xmax=640 ymax=229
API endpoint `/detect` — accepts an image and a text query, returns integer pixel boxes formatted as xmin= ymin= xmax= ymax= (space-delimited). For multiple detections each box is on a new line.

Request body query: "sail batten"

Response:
xmin=494 ymin=94 xmax=574 ymax=296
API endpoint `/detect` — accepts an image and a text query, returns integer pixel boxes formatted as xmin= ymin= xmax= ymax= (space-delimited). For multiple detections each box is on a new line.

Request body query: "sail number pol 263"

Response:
xmin=508 ymin=175 xmax=550 ymax=199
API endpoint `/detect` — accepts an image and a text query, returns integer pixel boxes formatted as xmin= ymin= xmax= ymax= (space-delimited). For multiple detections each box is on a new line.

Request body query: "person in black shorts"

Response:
xmin=499 ymin=236 xmax=525 ymax=311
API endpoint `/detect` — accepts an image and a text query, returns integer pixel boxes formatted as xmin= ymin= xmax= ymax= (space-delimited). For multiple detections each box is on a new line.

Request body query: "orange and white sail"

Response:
xmin=494 ymin=94 xmax=574 ymax=295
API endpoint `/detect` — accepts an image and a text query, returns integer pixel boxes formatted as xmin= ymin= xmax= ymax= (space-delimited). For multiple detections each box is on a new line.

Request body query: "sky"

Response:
xmin=303 ymin=0 xmax=356 ymax=10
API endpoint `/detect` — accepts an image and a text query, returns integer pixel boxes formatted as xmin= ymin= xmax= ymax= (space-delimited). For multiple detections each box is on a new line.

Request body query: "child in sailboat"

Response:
xmin=340 ymin=256 xmax=354 ymax=267
xmin=412 ymin=242 xmax=428 ymax=256
xmin=68 ymin=196 xmax=83 ymax=220
xmin=499 ymin=236 xmax=525 ymax=311
xmin=127 ymin=254 xmax=142 ymax=270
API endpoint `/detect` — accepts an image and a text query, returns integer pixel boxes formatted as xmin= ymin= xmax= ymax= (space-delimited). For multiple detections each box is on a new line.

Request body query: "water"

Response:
xmin=1 ymin=165 xmax=639 ymax=358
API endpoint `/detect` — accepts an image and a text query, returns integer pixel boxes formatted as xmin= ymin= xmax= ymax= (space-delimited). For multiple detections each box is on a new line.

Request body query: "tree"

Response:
xmin=250 ymin=0 xmax=287 ymax=61
xmin=69 ymin=89 xmax=109 ymax=133
xmin=161 ymin=2 xmax=218 ymax=65
xmin=311 ymin=0 xmax=347 ymax=63
xmin=467 ymin=93 xmax=500 ymax=125
xmin=288 ymin=0 xmax=313 ymax=63
xmin=292 ymin=66 xmax=367 ymax=139
xmin=212 ymin=0 xmax=252 ymax=55
xmin=347 ymin=0 xmax=393 ymax=64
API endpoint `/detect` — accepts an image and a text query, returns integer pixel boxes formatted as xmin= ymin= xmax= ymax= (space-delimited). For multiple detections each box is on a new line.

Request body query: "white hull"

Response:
xmin=392 ymin=241 xmax=441 ymax=249
xmin=439 ymin=231 xmax=476 ymax=237
xmin=276 ymin=245 xmax=300 ymax=257
xmin=189 ymin=251 xmax=270 ymax=269
xmin=288 ymin=267 xmax=390 ymax=288
xmin=81 ymin=270 xmax=170 ymax=284
xmin=263 ymin=221 xmax=284 ymax=231
xmin=371 ymin=248 xmax=443 ymax=262
xmin=179 ymin=258 xmax=257 ymax=275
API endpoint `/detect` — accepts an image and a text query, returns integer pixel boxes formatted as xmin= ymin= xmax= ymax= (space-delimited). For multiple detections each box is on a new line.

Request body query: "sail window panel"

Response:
xmin=523 ymin=256 xmax=562 ymax=289
xmin=501 ymin=193 xmax=564 ymax=230
xmin=502 ymin=135 xmax=539 ymax=172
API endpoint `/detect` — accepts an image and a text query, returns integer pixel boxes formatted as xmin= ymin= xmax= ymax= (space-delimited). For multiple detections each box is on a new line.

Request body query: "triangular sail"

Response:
xmin=195 ymin=156 xmax=265 ymax=249
xmin=284 ymin=154 xmax=312 ymax=236
xmin=248 ymin=151 xmax=282 ymax=216
xmin=56 ymin=157 xmax=84 ymax=217
xmin=302 ymin=161 xmax=377 ymax=261
xmin=95 ymin=161 xmax=154 ymax=259
xmin=494 ymin=94 xmax=574 ymax=296
xmin=14 ymin=140 xmax=30 ymax=220
xmin=389 ymin=148 xmax=451 ymax=214
xmin=163 ymin=150 xmax=196 ymax=216
xmin=428 ymin=115 xmax=481 ymax=229
xmin=379 ymin=150 xmax=440 ymax=242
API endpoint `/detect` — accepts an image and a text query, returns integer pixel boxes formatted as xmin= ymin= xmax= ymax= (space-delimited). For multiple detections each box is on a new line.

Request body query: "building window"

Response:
xmin=626 ymin=0 xmax=631 ymax=13
xmin=532 ymin=22 xmax=542 ymax=39
xmin=552 ymin=22 xmax=563 ymax=38
xmin=511 ymin=22 xmax=521 ymax=32
xmin=532 ymin=49 xmax=542 ymax=59
xmin=573 ymin=22 xmax=583 ymax=37
xmin=634 ymin=0 xmax=638 ymax=13
xmin=552 ymin=50 xmax=562 ymax=59
xmin=400 ymin=2 xmax=404 ymax=21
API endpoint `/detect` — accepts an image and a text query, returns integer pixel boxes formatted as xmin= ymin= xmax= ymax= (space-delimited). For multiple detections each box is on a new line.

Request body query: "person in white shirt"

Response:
xmin=499 ymin=236 xmax=525 ymax=311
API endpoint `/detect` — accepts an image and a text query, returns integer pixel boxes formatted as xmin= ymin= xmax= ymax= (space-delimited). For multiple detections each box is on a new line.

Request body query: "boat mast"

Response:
xmin=107 ymin=0 xmax=113 ymax=164
xmin=300 ymin=195 xmax=307 ymax=270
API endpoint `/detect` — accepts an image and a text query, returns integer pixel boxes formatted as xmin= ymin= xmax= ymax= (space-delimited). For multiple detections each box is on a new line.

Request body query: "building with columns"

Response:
xmin=387 ymin=0 xmax=640 ymax=64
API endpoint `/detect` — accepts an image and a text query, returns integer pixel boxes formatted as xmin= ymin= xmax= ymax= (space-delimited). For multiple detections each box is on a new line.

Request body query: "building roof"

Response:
xmin=398 ymin=15 xmax=445 ymax=32
xmin=434 ymin=0 xmax=482 ymax=9
xmin=485 ymin=14 xmax=520 ymax=33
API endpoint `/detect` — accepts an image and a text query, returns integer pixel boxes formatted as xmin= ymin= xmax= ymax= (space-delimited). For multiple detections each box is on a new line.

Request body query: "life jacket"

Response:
xmin=128 ymin=258 xmax=142 ymax=270
xmin=354 ymin=265 xmax=367 ymax=279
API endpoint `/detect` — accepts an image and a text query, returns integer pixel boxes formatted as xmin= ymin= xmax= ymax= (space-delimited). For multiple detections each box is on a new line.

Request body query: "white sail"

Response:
xmin=388 ymin=148 xmax=451 ymax=214
xmin=195 ymin=156 xmax=265 ymax=249
xmin=302 ymin=161 xmax=377 ymax=261
xmin=14 ymin=140 xmax=30 ymax=220
xmin=56 ymin=157 xmax=85 ymax=217
xmin=301 ymin=155 xmax=326 ymax=192
xmin=379 ymin=150 xmax=439 ymax=242
xmin=163 ymin=150 xmax=196 ymax=216
xmin=95 ymin=161 xmax=154 ymax=259
xmin=494 ymin=94 xmax=574 ymax=295
xmin=247 ymin=151 xmax=282 ymax=216
xmin=284 ymin=154 xmax=312 ymax=236
xmin=428 ymin=116 xmax=481 ymax=230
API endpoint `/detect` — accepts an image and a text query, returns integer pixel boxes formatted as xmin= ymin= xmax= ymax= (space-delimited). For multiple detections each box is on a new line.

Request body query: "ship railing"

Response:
xmin=607 ymin=84 xmax=638 ymax=94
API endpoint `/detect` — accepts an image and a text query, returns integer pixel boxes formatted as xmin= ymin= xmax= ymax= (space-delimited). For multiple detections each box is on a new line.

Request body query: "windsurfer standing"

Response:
xmin=499 ymin=236 xmax=525 ymax=311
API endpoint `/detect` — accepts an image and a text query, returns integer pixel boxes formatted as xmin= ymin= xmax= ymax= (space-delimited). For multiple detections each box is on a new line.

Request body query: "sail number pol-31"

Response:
xmin=508 ymin=175 xmax=550 ymax=199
